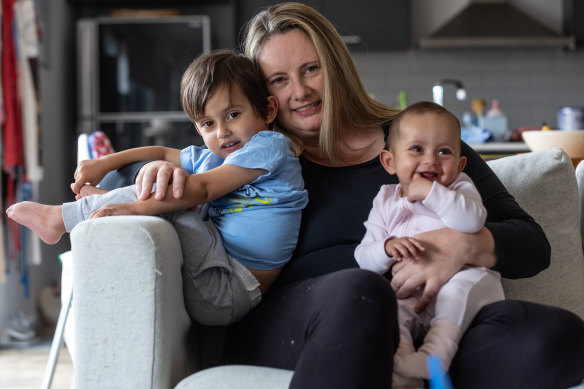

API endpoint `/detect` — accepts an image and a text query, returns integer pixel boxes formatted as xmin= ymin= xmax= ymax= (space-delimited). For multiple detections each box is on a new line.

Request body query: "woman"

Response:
xmin=101 ymin=3 xmax=584 ymax=388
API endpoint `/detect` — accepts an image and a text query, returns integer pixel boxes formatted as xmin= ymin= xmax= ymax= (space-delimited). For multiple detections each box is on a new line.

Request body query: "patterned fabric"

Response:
xmin=88 ymin=131 xmax=114 ymax=159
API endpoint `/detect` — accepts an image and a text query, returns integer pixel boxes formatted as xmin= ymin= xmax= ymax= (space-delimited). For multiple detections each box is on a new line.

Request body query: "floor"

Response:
xmin=0 ymin=339 xmax=73 ymax=389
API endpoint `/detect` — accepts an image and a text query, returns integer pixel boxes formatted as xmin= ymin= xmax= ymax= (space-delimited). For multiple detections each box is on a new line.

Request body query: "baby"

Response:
xmin=355 ymin=101 xmax=505 ymax=387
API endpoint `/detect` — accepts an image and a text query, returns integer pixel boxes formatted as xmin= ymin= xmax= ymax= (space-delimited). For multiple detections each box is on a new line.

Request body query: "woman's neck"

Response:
xmin=302 ymin=126 xmax=386 ymax=166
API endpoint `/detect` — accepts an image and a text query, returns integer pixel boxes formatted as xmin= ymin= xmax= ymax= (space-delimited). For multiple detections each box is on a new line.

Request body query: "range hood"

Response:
xmin=419 ymin=0 xmax=575 ymax=49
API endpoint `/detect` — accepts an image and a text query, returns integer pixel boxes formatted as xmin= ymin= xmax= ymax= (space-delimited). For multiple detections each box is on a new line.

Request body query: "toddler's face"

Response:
xmin=382 ymin=112 xmax=466 ymax=191
xmin=194 ymin=83 xmax=273 ymax=159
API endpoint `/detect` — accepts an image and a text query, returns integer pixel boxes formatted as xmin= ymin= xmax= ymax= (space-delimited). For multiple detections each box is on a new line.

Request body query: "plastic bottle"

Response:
xmin=478 ymin=99 xmax=508 ymax=142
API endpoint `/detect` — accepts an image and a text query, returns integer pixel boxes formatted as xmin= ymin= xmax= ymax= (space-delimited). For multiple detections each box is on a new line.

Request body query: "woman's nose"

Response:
xmin=291 ymin=78 xmax=311 ymax=100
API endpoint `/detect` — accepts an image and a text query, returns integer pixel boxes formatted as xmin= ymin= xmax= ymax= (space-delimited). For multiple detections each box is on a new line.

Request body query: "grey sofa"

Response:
xmin=65 ymin=148 xmax=584 ymax=388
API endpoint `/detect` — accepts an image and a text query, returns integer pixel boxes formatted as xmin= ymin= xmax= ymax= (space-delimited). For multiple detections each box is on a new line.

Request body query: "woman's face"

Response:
xmin=258 ymin=29 xmax=324 ymax=144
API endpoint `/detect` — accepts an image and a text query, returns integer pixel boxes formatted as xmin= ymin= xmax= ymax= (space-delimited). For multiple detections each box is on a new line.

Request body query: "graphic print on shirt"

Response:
xmin=209 ymin=191 xmax=272 ymax=216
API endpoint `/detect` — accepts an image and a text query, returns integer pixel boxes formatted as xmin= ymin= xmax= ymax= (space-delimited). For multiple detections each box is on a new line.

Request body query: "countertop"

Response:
xmin=469 ymin=141 xmax=530 ymax=154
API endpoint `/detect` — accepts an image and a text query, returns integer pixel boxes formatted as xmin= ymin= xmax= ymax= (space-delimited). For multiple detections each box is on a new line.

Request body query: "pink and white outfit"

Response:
xmin=355 ymin=172 xmax=505 ymax=382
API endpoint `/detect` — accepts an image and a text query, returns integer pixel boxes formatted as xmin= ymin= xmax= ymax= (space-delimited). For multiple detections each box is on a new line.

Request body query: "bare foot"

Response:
xmin=6 ymin=201 xmax=65 ymax=244
xmin=75 ymin=185 xmax=108 ymax=200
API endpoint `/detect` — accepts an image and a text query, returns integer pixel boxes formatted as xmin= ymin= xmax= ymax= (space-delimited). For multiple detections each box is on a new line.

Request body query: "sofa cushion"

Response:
xmin=175 ymin=365 xmax=293 ymax=389
xmin=487 ymin=148 xmax=584 ymax=318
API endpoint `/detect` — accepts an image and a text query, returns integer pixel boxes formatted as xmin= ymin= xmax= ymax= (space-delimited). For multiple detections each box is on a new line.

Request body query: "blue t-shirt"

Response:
xmin=180 ymin=131 xmax=308 ymax=270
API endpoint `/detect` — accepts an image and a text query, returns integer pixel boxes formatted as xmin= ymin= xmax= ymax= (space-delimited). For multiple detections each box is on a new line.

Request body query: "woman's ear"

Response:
xmin=265 ymin=96 xmax=279 ymax=124
xmin=458 ymin=155 xmax=467 ymax=173
xmin=379 ymin=149 xmax=396 ymax=175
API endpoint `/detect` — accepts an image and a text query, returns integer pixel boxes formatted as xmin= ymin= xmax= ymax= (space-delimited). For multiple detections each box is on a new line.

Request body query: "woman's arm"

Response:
xmin=391 ymin=142 xmax=550 ymax=311
xmin=461 ymin=141 xmax=550 ymax=277
xmin=90 ymin=164 xmax=266 ymax=218
xmin=391 ymin=227 xmax=495 ymax=311
xmin=72 ymin=146 xmax=181 ymax=194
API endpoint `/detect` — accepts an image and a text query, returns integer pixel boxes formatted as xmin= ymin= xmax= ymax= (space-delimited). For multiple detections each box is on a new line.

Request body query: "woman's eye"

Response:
xmin=305 ymin=65 xmax=319 ymax=74
xmin=270 ymin=76 xmax=285 ymax=85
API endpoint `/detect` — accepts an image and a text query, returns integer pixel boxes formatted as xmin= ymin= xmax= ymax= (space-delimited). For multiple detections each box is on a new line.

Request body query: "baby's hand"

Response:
xmin=406 ymin=173 xmax=433 ymax=203
xmin=385 ymin=237 xmax=425 ymax=260
xmin=90 ymin=203 xmax=138 ymax=219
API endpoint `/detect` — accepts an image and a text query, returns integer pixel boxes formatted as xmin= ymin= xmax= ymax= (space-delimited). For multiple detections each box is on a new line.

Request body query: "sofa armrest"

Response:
xmin=71 ymin=216 xmax=198 ymax=388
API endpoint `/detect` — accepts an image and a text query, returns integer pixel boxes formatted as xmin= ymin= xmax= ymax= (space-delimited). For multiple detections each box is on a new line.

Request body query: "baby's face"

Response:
xmin=385 ymin=112 xmax=465 ymax=190
xmin=194 ymin=83 xmax=269 ymax=159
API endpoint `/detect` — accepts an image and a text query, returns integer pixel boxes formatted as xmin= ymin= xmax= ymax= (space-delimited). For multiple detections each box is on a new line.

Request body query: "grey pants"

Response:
xmin=63 ymin=185 xmax=262 ymax=325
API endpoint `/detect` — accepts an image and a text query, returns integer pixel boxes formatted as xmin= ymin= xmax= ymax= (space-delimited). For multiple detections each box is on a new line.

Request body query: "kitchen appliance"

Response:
xmin=419 ymin=0 xmax=575 ymax=49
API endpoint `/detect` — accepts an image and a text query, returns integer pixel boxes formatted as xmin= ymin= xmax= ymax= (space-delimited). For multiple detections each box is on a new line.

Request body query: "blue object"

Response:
xmin=461 ymin=125 xmax=492 ymax=144
xmin=427 ymin=355 xmax=454 ymax=389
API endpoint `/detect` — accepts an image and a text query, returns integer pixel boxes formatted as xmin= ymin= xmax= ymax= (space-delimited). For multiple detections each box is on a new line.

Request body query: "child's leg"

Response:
xmin=74 ymin=185 xmax=109 ymax=200
xmin=6 ymin=202 xmax=65 ymax=244
xmin=393 ymin=296 xmax=433 ymax=383
xmin=395 ymin=318 xmax=461 ymax=379
xmin=393 ymin=299 xmax=426 ymax=388
xmin=162 ymin=210 xmax=262 ymax=326
xmin=61 ymin=185 xmax=139 ymax=232
xmin=433 ymin=266 xmax=505 ymax=332
xmin=6 ymin=185 xmax=139 ymax=244
xmin=395 ymin=267 xmax=505 ymax=379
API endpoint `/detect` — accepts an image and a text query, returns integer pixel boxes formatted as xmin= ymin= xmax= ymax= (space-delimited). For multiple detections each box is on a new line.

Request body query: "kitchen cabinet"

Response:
xmin=564 ymin=0 xmax=584 ymax=48
xmin=237 ymin=0 xmax=410 ymax=51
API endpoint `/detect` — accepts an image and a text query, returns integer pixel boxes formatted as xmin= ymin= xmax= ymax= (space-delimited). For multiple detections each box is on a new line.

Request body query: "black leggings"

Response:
xmin=225 ymin=270 xmax=584 ymax=389
xmin=225 ymin=268 xmax=399 ymax=389
xmin=452 ymin=300 xmax=584 ymax=389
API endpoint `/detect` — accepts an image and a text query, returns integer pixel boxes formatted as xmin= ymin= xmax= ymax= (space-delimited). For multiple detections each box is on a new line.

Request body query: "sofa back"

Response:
xmin=487 ymin=148 xmax=584 ymax=319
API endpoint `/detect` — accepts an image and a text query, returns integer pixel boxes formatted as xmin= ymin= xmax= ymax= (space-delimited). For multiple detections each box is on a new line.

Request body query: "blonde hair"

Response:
xmin=241 ymin=2 xmax=399 ymax=163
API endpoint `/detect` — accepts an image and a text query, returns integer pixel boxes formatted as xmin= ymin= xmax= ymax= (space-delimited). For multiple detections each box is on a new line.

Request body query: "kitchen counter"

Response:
xmin=469 ymin=141 xmax=530 ymax=160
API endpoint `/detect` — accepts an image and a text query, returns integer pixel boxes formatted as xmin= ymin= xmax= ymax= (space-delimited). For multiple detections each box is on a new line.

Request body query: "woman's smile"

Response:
xmin=293 ymin=101 xmax=321 ymax=115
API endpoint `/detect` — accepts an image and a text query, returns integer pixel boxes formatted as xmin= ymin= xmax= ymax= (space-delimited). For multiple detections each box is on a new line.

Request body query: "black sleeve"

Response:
xmin=98 ymin=161 xmax=150 ymax=190
xmin=461 ymin=141 xmax=550 ymax=278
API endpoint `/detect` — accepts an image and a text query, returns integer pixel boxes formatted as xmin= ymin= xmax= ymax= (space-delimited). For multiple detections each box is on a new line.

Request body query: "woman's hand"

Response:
xmin=391 ymin=227 xmax=496 ymax=312
xmin=135 ymin=161 xmax=188 ymax=201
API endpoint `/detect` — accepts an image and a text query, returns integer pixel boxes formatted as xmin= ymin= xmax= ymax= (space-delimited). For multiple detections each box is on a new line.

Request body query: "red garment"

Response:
xmin=2 ymin=0 xmax=24 ymax=260
xmin=2 ymin=0 xmax=24 ymax=170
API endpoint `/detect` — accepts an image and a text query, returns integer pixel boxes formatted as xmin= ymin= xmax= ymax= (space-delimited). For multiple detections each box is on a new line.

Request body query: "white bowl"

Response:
xmin=522 ymin=130 xmax=584 ymax=159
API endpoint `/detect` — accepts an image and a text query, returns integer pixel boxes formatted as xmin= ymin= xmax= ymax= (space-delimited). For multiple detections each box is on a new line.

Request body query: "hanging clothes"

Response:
xmin=14 ymin=0 xmax=42 ymax=265
xmin=2 ymin=0 xmax=24 ymax=171
xmin=2 ymin=0 xmax=26 ymax=272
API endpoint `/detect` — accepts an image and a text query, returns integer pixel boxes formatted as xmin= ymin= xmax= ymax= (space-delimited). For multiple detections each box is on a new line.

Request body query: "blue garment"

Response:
xmin=180 ymin=131 xmax=308 ymax=270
